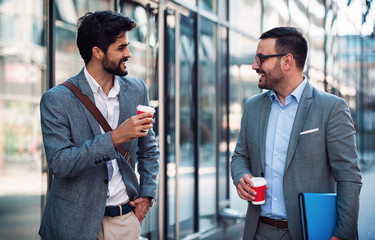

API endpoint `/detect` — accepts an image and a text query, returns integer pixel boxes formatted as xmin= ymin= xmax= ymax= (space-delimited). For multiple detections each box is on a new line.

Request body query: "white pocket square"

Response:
xmin=300 ymin=128 xmax=319 ymax=135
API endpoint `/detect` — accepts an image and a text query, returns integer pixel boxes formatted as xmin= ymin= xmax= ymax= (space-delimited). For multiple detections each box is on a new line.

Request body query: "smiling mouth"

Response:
xmin=121 ymin=58 xmax=129 ymax=66
xmin=256 ymin=69 xmax=264 ymax=77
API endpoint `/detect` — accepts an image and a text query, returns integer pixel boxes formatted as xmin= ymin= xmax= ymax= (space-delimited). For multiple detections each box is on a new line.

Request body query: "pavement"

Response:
xmin=358 ymin=165 xmax=375 ymax=240
xmin=0 ymin=195 xmax=42 ymax=240
xmin=0 ymin=165 xmax=374 ymax=240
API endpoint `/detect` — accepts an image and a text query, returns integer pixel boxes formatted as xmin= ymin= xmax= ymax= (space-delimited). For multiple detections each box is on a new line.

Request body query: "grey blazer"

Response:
xmin=39 ymin=69 xmax=159 ymax=239
xmin=231 ymin=81 xmax=362 ymax=240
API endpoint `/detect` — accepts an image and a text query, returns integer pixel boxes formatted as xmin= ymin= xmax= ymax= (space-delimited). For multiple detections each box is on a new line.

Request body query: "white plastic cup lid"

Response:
xmin=251 ymin=177 xmax=266 ymax=187
xmin=137 ymin=105 xmax=155 ymax=113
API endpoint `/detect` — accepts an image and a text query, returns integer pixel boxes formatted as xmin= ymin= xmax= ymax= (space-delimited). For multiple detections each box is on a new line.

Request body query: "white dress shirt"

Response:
xmin=260 ymin=78 xmax=307 ymax=219
xmin=84 ymin=67 xmax=129 ymax=206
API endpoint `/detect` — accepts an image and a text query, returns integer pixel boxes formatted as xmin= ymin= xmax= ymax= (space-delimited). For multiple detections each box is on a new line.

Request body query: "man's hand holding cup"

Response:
xmin=136 ymin=105 xmax=155 ymax=133
xmin=237 ymin=174 xmax=267 ymax=205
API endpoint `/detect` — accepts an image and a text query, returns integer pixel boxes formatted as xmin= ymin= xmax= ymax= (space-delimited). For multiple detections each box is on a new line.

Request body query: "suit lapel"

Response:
xmin=259 ymin=92 xmax=272 ymax=171
xmin=117 ymin=76 xmax=130 ymax=127
xmin=71 ymin=69 xmax=102 ymax=136
xmin=117 ymin=76 xmax=133 ymax=152
xmin=284 ymin=81 xmax=313 ymax=173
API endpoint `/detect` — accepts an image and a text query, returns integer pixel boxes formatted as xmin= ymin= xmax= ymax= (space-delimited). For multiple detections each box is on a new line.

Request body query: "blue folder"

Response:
xmin=298 ymin=193 xmax=337 ymax=240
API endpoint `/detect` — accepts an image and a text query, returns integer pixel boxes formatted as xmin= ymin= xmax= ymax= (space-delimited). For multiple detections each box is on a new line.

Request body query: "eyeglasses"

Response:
xmin=254 ymin=53 xmax=287 ymax=66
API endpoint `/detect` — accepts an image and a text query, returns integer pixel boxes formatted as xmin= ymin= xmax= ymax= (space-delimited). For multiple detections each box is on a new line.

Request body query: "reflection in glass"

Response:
xmin=200 ymin=0 xmax=217 ymax=14
xmin=54 ymin=0 xmax=114 ymax=84
xmin=306 ymin=33 xmax=325 ymax=90
xmin=122 ymin=4 xmax=159 ymax=104
xmin=180 ymin=0 xmax=197 ymax=6
xmin=0 ymin=0 xmax=46 ymax=238
xmin=178 ymin=13 xmax=196 ymax=237
xmin=218 ymin=26 xmax=229 ymax=206
xmin=166 ymin=13 xmax=177 ymax=240
xmin=198 ymin=17 xmax=217 ymax=231
xmin=218 ymin=0 xmax=228 ymax=20
xmin=305 ymin=3 xmax=325 ymax=91
xmin=229 ymin=0 xmax=261 ymax=36
xmin=121 ymin=3 xmax=159 ymax=238
xmin=229 ymin=31 xmax=259 ymax=213
xmin=289 ymin=0 xmax=309 ymax=32
xmin=262 ymin=0 xmax=289 ymax=31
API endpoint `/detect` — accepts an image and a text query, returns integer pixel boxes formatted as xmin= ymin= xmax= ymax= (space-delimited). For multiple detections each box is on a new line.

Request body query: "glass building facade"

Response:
xmin=0 ymin=0 xmax=374 ymax=239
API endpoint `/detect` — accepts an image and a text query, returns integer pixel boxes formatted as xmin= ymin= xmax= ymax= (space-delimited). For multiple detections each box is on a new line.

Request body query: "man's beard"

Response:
xmin=258 ymin=61 xmax=283 ymax=90
xmin=102 ymin=55 xmax=128 ymax=76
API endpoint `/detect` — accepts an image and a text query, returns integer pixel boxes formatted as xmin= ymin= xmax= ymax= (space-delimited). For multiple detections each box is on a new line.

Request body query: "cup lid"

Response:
xmin=137 ymin=105 xmax=155 ymax=113
xmin=251 ymin=177 xmax=267 ymax=186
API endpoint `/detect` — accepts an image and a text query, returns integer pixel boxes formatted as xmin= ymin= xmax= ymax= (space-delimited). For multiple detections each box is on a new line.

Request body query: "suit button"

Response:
xmin=104 ymin=179 xmax=108 ymax=184
xmin=95 ymin=161 xmax=98 ymax=164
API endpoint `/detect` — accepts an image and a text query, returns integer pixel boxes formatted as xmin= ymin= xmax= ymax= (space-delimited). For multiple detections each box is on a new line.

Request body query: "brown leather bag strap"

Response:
xmin=61 ymin=81 xmax=131 ymax=164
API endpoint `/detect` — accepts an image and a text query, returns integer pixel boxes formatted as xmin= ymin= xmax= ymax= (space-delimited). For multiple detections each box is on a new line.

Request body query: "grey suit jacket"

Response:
xmin=231 ymin=81 xmax=362 ymax=240
xmin=39 ymin=69 xmax=159 ymax=239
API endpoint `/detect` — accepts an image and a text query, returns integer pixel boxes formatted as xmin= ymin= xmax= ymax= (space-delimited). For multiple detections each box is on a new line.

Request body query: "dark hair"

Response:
xmin=259 ymin=27 xmax=308 ymax=70
xmin=76 ymin=10 xmax=136 ymax=64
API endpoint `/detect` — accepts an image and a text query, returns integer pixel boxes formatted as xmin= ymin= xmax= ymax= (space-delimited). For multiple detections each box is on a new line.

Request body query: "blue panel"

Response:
xmin=299 ymin=193 xmax=337 ymax=240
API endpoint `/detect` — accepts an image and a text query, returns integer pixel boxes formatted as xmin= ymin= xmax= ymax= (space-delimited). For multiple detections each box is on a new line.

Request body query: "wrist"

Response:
xmin=146 ymin=196 xmax=156 ymax=206
xmin=110 ymin=130 xmax=121 ymax=147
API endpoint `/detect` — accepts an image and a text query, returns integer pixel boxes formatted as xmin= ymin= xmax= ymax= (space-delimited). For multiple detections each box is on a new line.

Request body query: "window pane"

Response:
xmin=263 ymin=0 xmax=289 ymax=31
xmin=218 ymin=26 xmax=229 ymax=206
xmin=0 ymin=0 xmax=46 ymax=239
xmin=121 ymin=3 xmax=159 ymax=238
xmin=55 ymin=0 xmax=114 ymax=85
xmin=306 ymin=1 xmax=325 ymax=91
xmin=218 ymin=0 xmax=228 ymax=20
xmin=122 ymin=4 xmax=159 ymax=104
xmin=229 ymin=31 xmax=259 ymax=213
xmin=165 ymin=12 xmax=177 ymax=240
xmin=179 ymin=13 xmax=196 ymax=238
xmin=179 ymin=0 xmax=197 ymax=6
xmin=230 ymin=0 xmax=261 ymax=36
xmin=200 ymin=0 xmax=217 ymax=14
xmin=199 ymin=17 xmax=217 ymax=231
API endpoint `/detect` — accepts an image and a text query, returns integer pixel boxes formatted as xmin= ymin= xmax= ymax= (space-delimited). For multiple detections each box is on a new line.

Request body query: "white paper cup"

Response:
xmin=251 ymin=177 xmax=267 ymax=205
xmin=137 ymin=105 xmax=155 ymax=132
xmin=136 ymin=105 xmax=155 ymax=115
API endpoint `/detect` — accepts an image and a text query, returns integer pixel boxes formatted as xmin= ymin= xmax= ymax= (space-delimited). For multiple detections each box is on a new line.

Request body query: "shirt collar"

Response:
xmin=84 ymin=67 xmax=120 ymax=97
xmin=291 ymin=76 xmax=307 ymax=103
xmin=270 ymin=77 xmax=307 ymax=104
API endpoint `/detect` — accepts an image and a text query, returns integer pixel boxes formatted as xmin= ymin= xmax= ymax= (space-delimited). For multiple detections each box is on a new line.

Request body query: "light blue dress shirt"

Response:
xmin=260 ymin=78 xmax=307 ymax=220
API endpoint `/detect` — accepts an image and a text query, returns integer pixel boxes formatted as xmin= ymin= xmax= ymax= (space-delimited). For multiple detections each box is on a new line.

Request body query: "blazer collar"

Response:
xmin=117 ymin=76 xmax=132 ymax=127
xmin=67 ymin=69 xmax=130 ymax=136
xmin=70 ymin=69 xmax=131 ymax=100
xmin=260 ymin=91 xmax=272 ymax=173
xmin=69 ymin=69 xmax=95 ymax=102
xmin=284 ymin=80 xmax=313 ymax=173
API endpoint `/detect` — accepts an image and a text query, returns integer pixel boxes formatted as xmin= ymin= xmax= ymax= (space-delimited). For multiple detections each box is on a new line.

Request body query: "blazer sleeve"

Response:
xmin=326 ymin=98 xmax=362 ymax=239
xmin=231 ymin=99 xmax=253 ymax=187
xmin=40 ymin=87 xmax=118 ymax=178
xmin=135 ymin=79 xmax=160 ymax=198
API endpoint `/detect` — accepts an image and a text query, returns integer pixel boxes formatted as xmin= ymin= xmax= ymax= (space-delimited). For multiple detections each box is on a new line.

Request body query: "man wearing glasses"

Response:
xmin=231 ymin=27 xmax=361 ymax=240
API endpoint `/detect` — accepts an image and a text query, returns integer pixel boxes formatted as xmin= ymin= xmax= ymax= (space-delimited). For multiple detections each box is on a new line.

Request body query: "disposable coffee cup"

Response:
xmin=251 ymin=177 xmax=267 ymax=205
xmin=137 ymin=105 xmax=155 ymax=132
